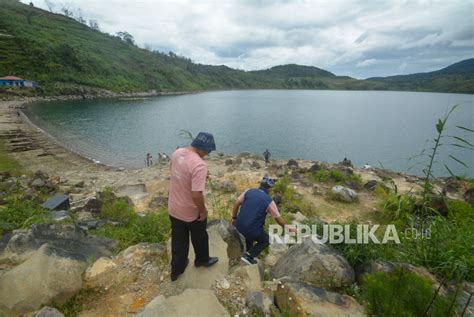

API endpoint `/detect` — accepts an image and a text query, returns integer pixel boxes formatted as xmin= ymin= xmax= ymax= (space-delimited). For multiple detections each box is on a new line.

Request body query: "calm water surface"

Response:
xmin=26 ymin=90 xmax=473 ymax=176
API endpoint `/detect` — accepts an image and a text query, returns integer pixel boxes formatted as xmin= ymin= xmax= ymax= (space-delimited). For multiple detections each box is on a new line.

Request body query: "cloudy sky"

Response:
xmin=24 ymin=0 xmax=473 ymax=78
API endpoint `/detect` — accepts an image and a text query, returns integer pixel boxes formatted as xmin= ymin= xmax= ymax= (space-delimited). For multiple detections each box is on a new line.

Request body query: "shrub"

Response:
xmin=91 ymin=210 xmax=170 ymax=252
xmin=361 ymin=268 xmax=454 ymax=317
xmin=99 ymin=187 xmax=135 ymax=225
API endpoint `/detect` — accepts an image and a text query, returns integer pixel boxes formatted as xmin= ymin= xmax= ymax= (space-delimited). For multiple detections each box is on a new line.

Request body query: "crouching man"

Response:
xmin=231 ymin=176 xmax=290 ymax=264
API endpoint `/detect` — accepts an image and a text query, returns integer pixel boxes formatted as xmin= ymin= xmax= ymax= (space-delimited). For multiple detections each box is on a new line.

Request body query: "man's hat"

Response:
xmin=191 ymin=132 xmax=216 ymax=153
xmin=260 ymin=176 xmax=277 ymax=189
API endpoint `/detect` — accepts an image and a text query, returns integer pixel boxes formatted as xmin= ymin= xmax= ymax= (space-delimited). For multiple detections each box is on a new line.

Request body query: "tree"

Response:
xmin=116 ymin=31 xmax=134 ymax=45
xmin=44 ymin=0 xmax=55 ymax=12
xmin=88 ymin=19 xmax=100 ymax=31
xmin=61 ymin=6 xmax=73 ymax=18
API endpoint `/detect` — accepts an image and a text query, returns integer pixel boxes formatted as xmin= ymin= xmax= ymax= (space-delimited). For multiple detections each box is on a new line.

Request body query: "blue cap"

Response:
xmin=191 ymin=132 xmax=216 ymax=153
xmin=260 ymin=176 xmax=276 ymax=189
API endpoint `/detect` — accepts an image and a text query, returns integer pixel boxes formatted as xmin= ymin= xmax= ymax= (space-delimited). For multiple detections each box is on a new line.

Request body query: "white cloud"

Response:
xmin=356 ymin=59 xmax=379 ymax=68
xmin=25 ymin=0 xmax=474 ymax=78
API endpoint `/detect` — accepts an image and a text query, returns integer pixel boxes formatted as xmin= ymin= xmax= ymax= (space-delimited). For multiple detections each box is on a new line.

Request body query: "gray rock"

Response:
xmin=287 ymin=159 xmax=299 ymax=169
xmin=30 ymin=306 xmax=65 ymax=317
xmin=464 ymin=188 xmax=474 ymax=206
xmin=270 ymin=238 xmax=355 ymax=290
xmin=0 ymin=244 xmax=86 ymax=316
xmin=225 ymin=159 xmax=233 ymax=165
xmin=309 ymin=163 xmax=321 ymax=173
xmin=136 ymin=289 xmax=228 ymax=317
xmin=364 ymin=180 xmax=378 ymax=191
xmin=1 ymin=223 xmax=117 ymax=264
xmin=274 ymin=280 xmax=364 ymax=317
xmin=251 ymin=161 xmax=261 ymax=169
xmin=207 ymin=220 xmax=245 ymax=261
xmin=246 ymin=291 xmax=273 ymax=315
xmin=50 ymin=210 xmax=70 ymax=222
xmin=31 ymin=178 xmax=45 ymax=188
xmin=331 ymin=185 xmax=358 ymax=203
xmin=234 ymin=157 xmax=243 ymax=165
xmin=238 ymin=152 xmax=251 ymax=158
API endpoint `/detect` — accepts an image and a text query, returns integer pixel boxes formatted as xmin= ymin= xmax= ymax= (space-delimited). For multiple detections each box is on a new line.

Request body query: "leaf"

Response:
xmin=449 ymin=155 xmax=468 ymax=168
xmin=436 ymin=119 xmax=444 ymax=134
xmin=456 ymin=125 xmax=474 ymax=133
xmin=450 ymin=143 xmax=468 ymax=149
xmin=452 ymin=136 xmax=474 ymax=148
xmin=444 ymin=165 xmax=456 ymax=177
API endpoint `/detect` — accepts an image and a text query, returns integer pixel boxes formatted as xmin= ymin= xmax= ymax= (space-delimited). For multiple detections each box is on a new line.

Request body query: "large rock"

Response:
xmin=331 ymin=185 xmax=358 ymax=203
xmin=287 ymin=159 xmax=299 ymax=169
xmin=274 ymin=280 xmax=365 ymax=317
xmin=28 ymin=306 xmax=65 ymax=317
xmin=136 ymin=289 xmax=228 ymax=317
xmin=309 ymin=163 xmax=321 ymax=173
xmin=0 ymin=244 xmax=86 ymax=316
xmin=270 ymin=238 xmax=355 ymax=290
xmin=231 ymin=264 xmax=263 ymax=292
xmin=207 ymin=220 xmax=245 ymax=261
xmin=0 ymin=223 xmax=117 ymax=265
xmin=246 ymin=291 xmax=273 ymax=316
xmin=464 ymin=188 xmax=474 ymax=206
xmin=363 ymin=180 xmax=378 ymax=191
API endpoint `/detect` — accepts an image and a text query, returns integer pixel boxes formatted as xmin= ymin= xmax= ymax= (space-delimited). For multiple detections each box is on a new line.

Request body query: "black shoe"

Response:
xmin=241 ymin=252 xmax=257 ymax=265
xmin=194 ymin=257 xmax=219 ymax=267
xmin=171 ymin=258 xmax=189 ymax=282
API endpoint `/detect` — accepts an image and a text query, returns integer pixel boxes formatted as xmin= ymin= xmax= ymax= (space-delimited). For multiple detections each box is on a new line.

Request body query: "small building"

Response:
xmin=0 ymin=76 xmax=39 ymax=88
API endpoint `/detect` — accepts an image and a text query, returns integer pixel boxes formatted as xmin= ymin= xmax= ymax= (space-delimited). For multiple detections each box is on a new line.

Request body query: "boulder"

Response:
xmin=287 ymin=159 xmax=299 ymax=169
xmin=85 ymin=257 xmax=117 ymax=280
xmin=0 ymin=223 xmax=117 ymax=265
xmin=246 ymin=291 xmax=273 ymax=316
xmin=270 ymin=238 xmax=355 ymax=290
xmin=34 ymin=170 xmax=49 ymax=181
xmin=309 ymin=163 xmax=321 ymax=174
xmin=50 ymin=210 xmax=70 ymax=222
xmin=331 ymin=185 xmax=358 ymax=203
xmin=274 ymin=280 xmax=365 ymax=317
xmin=119 ymin=243 xmax=166 ymax=267
xmin=225 ymin=159 xmax=233 ymax=166
xmin=207 ymin=220 xmax=245 ymax=261
xmin=136 ymin=289 xmax=228 ymax=317
xmin=232 ymin=264 xmax=263 ymax=292
xmin=29 ymin=306 xmax=65 ymax=317
xmin=234 ymin=157 xmax=243 ymax=165
xmin=82 ymin=197 xmax=102 ymax=214
xmin=0 ymin=244 xmax=86 ymax=316
xmin=251 ymin=161 xmax=261 ymax=169
xmin=464 ymin=188 xmax=474 ymax=206
xmin=31 ymin=178 xmax=45 ymax=188
xmin=364 ymin=180 xmax=378 ymax=191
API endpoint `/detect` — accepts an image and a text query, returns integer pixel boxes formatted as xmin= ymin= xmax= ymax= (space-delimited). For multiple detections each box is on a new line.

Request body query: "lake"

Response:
xmin=25 ymin=90 xmax=473 ymax=177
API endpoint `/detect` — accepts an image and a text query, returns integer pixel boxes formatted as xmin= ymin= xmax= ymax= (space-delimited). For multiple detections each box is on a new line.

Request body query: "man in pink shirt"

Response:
xmin=231 ymin=176 xmax=291 ymax=265
xmin=168 ymin=132 xmax=218 ymax=281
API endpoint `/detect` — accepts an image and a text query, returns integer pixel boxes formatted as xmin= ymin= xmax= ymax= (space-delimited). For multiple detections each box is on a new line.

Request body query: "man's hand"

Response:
xmin=198 ymin=212 xmax=207 ymax=221
xmin=192 ymin=191 xmax=207 ymax=221
xmin=231 ymin=218 xmax=236 ymax=226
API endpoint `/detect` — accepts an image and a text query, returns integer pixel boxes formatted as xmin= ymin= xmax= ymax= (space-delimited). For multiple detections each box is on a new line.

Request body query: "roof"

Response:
xmin=0 ymin=76 xmax=24 ymax=80
xmin=41 ymin=194 xmax=70 ymax=210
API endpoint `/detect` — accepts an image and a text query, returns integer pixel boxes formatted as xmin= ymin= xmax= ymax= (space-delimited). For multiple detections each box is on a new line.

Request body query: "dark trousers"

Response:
xmin=169 ymin=215 xmax=209 ymax=275
xmin=244 ymin=230 xmax=270 ymax=258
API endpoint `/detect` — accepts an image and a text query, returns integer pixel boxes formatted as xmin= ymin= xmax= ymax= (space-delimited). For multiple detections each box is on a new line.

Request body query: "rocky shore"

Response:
xmin=0 ymin=97 xmax=473 ymax=316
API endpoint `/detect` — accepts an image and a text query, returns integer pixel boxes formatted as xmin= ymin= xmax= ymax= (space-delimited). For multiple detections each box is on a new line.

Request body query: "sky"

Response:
xmin=23 ymin=0 xmax=474 ymax=78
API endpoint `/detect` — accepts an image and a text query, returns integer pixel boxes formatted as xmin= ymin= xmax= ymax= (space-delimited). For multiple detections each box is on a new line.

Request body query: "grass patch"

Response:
xmin=361 ymin=268 xmax=455 ymax=317
xmin=309 ymin=168 xmax=363 ymax=187
xmin=53 ymin=287 xmax=103 ymax=317
xmin=0 ymin=139 xmax=24 ymax=176
xmin=90 ymin=188 xmax=171 ymax=252
xmin=273 ymin=175 xmax=316 ymax=215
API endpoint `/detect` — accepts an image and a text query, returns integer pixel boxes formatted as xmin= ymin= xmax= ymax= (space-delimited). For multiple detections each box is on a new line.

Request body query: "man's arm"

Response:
xmin=192 ymin=191 xmax=207 ymax=221
xmin=231 ymin=200 xmax=241 ymax=225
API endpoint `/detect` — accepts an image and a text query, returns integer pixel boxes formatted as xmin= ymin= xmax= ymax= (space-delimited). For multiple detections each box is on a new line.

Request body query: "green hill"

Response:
xmin=0 ymin=0 xmax=472 ymax=94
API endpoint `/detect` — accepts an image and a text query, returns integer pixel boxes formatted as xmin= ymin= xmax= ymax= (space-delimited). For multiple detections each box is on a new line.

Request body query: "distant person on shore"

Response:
xmin=231 ymin=176 xmax=293 ymax=265
xmin=168 ymin=132 xmax=218 ymax=281
xmin=364 ymin=163 xmax=371 ymax=169
xmin=145 ymin=153 xmax=153 ymax=166
xmin=263 ymin=149 xmax=271 ymax=164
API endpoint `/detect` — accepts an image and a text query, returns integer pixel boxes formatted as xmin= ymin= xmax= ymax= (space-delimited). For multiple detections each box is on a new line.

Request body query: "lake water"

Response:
xmin=26 ymin=90 xmax=473 ymax=177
